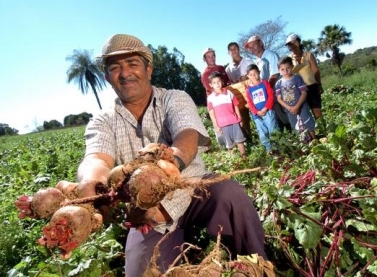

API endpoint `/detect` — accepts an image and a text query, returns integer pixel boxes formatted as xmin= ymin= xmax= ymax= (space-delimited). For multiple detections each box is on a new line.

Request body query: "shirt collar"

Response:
xmin=214 ymin=88 xmax=227 ymax=96
xmin=114 ymin=86 xmax=162 ymax=112
xmin=231 ymin=57 xmax=243 ymax=66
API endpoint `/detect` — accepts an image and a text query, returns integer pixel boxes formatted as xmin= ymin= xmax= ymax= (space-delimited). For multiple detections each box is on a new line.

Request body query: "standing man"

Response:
xmin=225 ymin=42 xmax=253 ymax=142
xmin=244 ymin=36 xmax=291 ymax=131
xmin=68 ymin=34 xmax=266 ymax=276
xmin=200 ymin=47 xmax=230 ymax=96
xmin=225 ymin=42 xmax=252 ymax=84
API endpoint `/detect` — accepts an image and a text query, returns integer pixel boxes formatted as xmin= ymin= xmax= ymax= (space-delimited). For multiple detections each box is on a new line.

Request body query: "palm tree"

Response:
xmin=66 ymin=49 xmax=106 ymax=109
xmin=317 ymin=24 xmax=352 ymax=76
xmin=302 ymin=39 xmax=320 ymax=63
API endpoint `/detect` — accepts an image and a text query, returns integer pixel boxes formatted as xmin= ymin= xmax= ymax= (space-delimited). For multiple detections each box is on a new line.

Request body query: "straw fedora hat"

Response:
xmin=100 ymin=34 xmax=153 ymax=64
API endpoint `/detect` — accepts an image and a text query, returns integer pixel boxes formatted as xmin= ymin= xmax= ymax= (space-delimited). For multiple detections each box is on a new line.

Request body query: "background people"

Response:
xmin=245 ymin=64 xmax=278 ymax=151
xmin=200 ymin=47 xmax=230 ymax=95
xmin=244 ymin=35 xmax=291 ymax=131
xmin=207 ymin=71 xmax=247 ymax=158
xmin=286 ymin=33 xmax=323 ymax=120
xmin=275 ymin=57 xmax=316 ymax=140
xmin=225 ymin=42 xmax=252 ymax=84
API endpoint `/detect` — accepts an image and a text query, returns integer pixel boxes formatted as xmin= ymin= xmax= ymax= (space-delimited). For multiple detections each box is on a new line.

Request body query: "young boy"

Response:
xmin=207 ymin=71 xmax=246 ymax=158
xmin=275 ymin=56 xmax=316 ymax=140
xmin=245 ymin=64 xmax=278 ymax=151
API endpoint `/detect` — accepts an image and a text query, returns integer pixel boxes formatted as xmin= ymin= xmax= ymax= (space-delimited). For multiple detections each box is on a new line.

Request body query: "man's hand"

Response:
xmin=157 ymin=159 xmax=180 ymax=178
xmin=139 ymin=143 xmax=181 ymax=178
xmin=126 ymin=205 xmax=172 ymax=234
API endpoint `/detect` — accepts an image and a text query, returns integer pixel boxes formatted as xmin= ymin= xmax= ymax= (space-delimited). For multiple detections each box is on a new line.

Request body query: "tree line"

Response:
xmin=0 ymin=123 xmax=18 ymax=136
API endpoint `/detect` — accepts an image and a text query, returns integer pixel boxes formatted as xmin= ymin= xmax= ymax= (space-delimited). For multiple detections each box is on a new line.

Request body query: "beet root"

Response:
xmin=165 ymin=267 xmax=194 ymax=276
xmin=32 ymin=188 xmax=66 ymax=218
xmin=14 ymin=188 xmax=66 ymax=219
xmin=128 ymin=164 xmax=169 ymax=210
xmin=14 ymin=195 xmax=34 ymax=218
xmin=197 ymin=264 xmax=222 ymax=277
xmin=38 ymin=205 xmax=93 ymax=257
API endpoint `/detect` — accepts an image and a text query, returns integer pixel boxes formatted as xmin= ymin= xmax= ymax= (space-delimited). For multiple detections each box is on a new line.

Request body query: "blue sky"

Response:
xmin=1 ymin=0 xmax=376 ymax=134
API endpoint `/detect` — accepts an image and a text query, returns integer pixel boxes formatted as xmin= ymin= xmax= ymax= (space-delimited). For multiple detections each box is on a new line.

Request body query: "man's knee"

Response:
xmin=207 ymin=179 xmax=248 ymax=203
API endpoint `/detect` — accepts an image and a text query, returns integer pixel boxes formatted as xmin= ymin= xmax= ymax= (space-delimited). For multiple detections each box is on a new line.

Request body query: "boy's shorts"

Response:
xmin=221 ymin=123 xmax=246 ymax=149
xmin=286 ymin=102 xmax=315 ymax=132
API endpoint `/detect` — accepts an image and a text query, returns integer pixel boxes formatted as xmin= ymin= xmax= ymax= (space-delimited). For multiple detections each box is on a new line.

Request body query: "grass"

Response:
xmin=322 ymin=68 xmax=377 ymax=92
xmin=0 ymin=68 xmax=376 ymax=276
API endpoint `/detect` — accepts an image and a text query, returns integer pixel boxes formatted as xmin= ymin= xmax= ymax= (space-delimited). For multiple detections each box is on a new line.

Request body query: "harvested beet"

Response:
xmin=128 ymin=164 xmax=169 ymax=209
xmin=14 ymin=188 xmax=66 ymax=219
xmin=38 ymin=205 xmax=94 ymax=257
xmin=32 ymin=188 xmax=66 ymax=218
xmin=15 ymin=143 xmax=263 ymax=260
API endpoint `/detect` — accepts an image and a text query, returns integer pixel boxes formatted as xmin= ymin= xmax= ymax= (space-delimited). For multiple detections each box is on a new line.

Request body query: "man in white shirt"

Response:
xmin=244 ymin=35 xmax=291 ymax=131
xmin=225 ymin=42 xmax=253 ymax=84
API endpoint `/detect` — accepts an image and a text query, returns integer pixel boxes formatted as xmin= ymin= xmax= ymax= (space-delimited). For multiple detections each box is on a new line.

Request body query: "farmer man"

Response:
xmin=74 ymin=34 xmax=266 ymax=276
xmin=200 ymin=47 xmax=230 ymax=95
xmin=225 ymin=42 xmax=252 ymax=84
xmin=244 ymin=35 xmax=291 ymax=131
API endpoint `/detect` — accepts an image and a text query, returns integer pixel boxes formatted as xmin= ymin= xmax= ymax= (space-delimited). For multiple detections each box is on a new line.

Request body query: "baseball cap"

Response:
xmin=202 ymin=47 xmax=215 ymax=58
xmin=99 ymin=34 xmax=153 ymax=64
xmin=244 ymin=35 xmax=262 ymax=48
xmin=285 ymin=33 xmax=299 ymax=45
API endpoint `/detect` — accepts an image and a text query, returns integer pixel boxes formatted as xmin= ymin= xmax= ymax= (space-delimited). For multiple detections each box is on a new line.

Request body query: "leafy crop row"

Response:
xmin=1 ymin=85 xmax=377 ymax=276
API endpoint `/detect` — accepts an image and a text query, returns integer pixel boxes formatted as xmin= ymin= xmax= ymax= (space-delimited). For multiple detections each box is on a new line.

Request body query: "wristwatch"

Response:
xmin=173 ymin=155 xmax=186 ymax=172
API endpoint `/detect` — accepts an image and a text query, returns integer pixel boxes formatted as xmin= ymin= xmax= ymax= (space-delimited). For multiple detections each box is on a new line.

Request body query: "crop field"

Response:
xmin=1 ymin=69 xmax=377 ymax=276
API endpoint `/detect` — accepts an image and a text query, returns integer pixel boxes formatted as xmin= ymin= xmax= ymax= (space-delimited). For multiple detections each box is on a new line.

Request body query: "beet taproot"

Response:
xmin=128 ymin=164 xmax=169 ymax=210
xmin=165 ymin=267 xmax=194 ymax=276
xmin=37 ymin=205 xmax=100 ymax=258
xmin=14 ymin=188 xmax=66 ymax=219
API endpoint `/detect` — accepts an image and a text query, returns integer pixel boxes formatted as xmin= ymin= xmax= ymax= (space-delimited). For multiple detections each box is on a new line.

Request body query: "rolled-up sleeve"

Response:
xmin=163 ymin=90 xmax=211 ymax=148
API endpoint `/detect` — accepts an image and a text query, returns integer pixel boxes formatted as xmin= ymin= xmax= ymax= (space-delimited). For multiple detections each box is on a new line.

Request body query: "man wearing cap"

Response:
xmin=71 ymin=34 xmax=266 ymax=276
xmin=244 ymin=35 xmax=291 ymax=131
xmin=200 ymin=47 xmax=230 ymax=95
xmin=225 ymin=42 xmax=253 ymax=84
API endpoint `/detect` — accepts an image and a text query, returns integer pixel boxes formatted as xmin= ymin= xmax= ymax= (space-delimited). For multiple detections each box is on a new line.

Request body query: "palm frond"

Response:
xmin=66 ymin=49 xmax=106 ymax=109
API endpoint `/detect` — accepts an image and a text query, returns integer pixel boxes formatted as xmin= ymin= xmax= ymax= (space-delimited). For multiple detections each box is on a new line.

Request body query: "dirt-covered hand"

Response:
xmin=55 ymin=180 xmax=78 ymax=196
xmin=125 ymin=204 xmax=171 ymax=234
xmin=75 ymin=180 xmax=97 ymax=197
xmin=157 ymin=159 xmax=180 ymax=178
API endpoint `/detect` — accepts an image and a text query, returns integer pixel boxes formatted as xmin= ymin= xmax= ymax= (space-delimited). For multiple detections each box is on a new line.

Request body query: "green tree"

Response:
xmin=182 ymin=63 xmax=206 ymax=106
xmin=302 ymin=39 xmax=318 ymax=55
xmin=302 ymin=39 xmax=320 ymax=63
xmin=0 ymin=123 xmax=18 ymax=136
xmin=239 ymin=16 xmax=288 ymax=58
xmin=148 ymin=45 xmax=206 ymax=105
xmin=317 ymin=24 xmax=352 ymax=76
xmin=66 ymin=49 xmax=106 ymax=109
xmin=43 ymin=120 xmax=63 ymax=130
xmin=150 ymin=45 xmax=184 ymax=89
xmin=63 ymin=112 xmax=92 ymax=126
